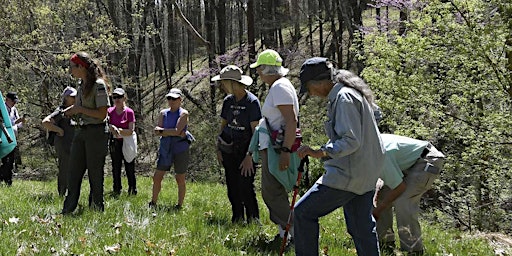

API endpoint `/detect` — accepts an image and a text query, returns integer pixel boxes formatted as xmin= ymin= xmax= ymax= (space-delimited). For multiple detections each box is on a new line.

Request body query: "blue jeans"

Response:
xmin=294 ymin=184 xmax=379 ymax=256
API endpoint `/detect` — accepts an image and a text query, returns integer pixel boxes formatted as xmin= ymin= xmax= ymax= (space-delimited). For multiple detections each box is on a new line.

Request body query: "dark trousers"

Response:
xmin=221 ymin=146 xmax=259 ymax=223
xmin=62 ymin=125 xmax=108 ymax=213
xmin=55 ymin=145 xmax=71 ymax=196
xmin=0 ymin=149 xmax=15 ymax=185
xmin=110 ymin=138 xmax=136 ymax=193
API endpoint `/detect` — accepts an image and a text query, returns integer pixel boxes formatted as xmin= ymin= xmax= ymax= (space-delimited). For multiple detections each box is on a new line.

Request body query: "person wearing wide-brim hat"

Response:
xmin=212 ymin=65 xmax=262 ymax=223
xmin=249 ymin=49 xmax=301 ymax=241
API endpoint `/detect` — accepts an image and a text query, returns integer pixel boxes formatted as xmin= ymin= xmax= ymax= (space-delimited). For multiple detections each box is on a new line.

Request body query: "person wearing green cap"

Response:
xmin=250 ymin=49 xmax=300 ymax=242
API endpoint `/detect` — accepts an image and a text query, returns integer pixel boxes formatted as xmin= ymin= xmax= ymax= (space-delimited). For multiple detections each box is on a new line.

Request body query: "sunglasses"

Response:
xmin=167 ymin=96 xmax=180 ymax=101
xmin=112 ymin=95 xmax=124 ymax=99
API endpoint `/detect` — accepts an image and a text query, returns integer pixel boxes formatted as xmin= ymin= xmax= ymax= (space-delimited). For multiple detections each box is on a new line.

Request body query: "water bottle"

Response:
xmin=275 ymin=129 xmax=284 ymax=146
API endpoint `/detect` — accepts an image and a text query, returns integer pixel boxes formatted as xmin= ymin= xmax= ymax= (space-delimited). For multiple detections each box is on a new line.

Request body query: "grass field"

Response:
xmin=0 ymin=176 xmax=502 ymax=255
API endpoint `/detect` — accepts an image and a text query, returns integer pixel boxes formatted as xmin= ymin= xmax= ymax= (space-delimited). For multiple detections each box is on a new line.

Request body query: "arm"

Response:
xmin=216 ymin=118 xmax=228 ymax=164
xmin=240 ymin=120 xmax=260 ymax=176
xmin=65 ymin=105 xmax=108 ymax=120
xmin=118 ymin=122 xmax=135 ymax=136
xmin=42 ymin=115 xmax=64 ymax=136
xmin=277 ymin=104 xmax=297 ymax=171
xmin=372 ymin=181 xmax=406 ymax=220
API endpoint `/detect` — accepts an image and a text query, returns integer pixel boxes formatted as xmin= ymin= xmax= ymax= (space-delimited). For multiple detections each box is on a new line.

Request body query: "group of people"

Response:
xmin=214 ymin=51 xmax=445 ymax=256
xmin=1 ymin=49 xmax=444 ymax=255
xmin=40 ymin=52 xmax=191 ymax=214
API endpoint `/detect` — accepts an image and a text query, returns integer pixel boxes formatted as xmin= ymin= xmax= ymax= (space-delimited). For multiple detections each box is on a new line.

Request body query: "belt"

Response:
xmin=76 ymin=123 xmax=105 ymax=129
xmin=420 ymin=143 xmax=433 ymax=158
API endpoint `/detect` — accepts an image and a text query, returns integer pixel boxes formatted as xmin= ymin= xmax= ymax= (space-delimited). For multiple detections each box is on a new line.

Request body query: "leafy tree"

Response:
xmin=362 ymin=0 xmax=512 ymax=232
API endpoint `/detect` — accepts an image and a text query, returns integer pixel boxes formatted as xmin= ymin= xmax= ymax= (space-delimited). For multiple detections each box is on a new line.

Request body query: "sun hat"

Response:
xmin=62 ymin=87 xmax=77 ymax=98
xmin=299 ymin=57 xmax=332 ymax=94
xmin=166 ymin=88 xmax=183 ymax=98
xmin=113 ymin=88 xmax=126 ymax=96
xmin=6 ymin=92 xmax=18 ymax=103
xmin=211 ymin=65 xmax=253 ymax=86
xmin=249 ymin=49 xmax=283 ymax=68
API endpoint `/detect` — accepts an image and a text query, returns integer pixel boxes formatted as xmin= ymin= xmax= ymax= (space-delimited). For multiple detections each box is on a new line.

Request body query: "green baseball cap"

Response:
xmin=250 ymin=49 xmax=283 ymax=68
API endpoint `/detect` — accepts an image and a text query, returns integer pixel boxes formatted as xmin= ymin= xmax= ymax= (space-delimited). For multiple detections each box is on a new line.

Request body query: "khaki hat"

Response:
xmin=166 ymin=88 xmax=183 ymax=98
xmin=211 ymin=65 xmax=253 ymax=86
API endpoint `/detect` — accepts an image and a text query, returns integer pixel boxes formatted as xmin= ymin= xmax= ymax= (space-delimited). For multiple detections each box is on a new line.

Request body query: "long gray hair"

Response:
xmin=333 ymin=69 xmax=376 ymax=106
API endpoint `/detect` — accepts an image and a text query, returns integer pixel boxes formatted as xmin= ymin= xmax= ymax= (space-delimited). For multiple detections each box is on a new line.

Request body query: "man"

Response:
xmin=373 ymin=134 xmax=445 ymax=256
xmin=0 ymin=92 xmax=24 ymax=185
xmin=295 ymin=57 xmax=385 ymax=256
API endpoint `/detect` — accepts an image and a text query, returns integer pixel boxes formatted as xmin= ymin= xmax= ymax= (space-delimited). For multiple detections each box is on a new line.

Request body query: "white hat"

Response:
xmin=166 ymin=88 xmax=183 ymax=98
xmin=62 ymin=87 xmax=77 ymax=98
xmin=211 ymin=65 xmax=253 ymax=86
xmin=113 ymin=88 xmax=125 ymax=96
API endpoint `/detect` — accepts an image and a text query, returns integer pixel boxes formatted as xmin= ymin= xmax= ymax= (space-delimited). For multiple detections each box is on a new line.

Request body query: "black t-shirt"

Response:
xmin=220 ymin=91 xmax=262 ymax=143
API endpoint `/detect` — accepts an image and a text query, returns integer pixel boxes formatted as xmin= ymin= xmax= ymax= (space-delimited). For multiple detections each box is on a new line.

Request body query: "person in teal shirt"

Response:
xmin=373 ymin=134 xmax=445 ymax=255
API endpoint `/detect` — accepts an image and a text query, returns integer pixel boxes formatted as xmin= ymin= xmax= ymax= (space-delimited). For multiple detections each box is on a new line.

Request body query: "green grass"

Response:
xmin=0 ymin=177 xmax=500 ymax=255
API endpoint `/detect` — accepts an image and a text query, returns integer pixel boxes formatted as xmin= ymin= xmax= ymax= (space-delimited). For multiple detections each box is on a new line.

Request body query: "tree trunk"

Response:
xmin=217 ymin=0 xmax=226 ymax=54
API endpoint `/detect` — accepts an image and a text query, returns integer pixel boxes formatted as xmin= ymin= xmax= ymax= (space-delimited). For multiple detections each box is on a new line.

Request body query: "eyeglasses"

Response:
xmin=113 ymin=95 xmax=124 ymax=99
xmin=167 ymin=96 xmax=180 ymax=101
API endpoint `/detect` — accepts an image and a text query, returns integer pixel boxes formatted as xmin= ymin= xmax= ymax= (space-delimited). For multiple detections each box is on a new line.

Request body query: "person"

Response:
xmin=373 ymin=134 xmax=445 ymax=255
xmin=212 ymin=65 xmax=261 ymax=223
xmin=294 ymin=57 xmax=385 ymax=256
xmin=108 ymin=88 xmax=137 ymax=196
xmin=249 ymin=49 xmax=300 ymax=239
xmin=61 ymin=52 xmax=111 ymax=214
xmin=0 ymin=92 xmax=25 ymax=186
xmin=42 ymin=87 xmax=77 ymax=196
xmin=150 ymin=88 xmax=190 ymax=210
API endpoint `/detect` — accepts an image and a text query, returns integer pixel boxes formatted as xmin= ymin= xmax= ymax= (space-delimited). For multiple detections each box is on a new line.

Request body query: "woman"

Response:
xmin=212 ymin=65 xmax=261 ymax=223
xmin=61 ymin=52 xmax=110 ymax=214
xmin=42 ymin=86 xmax=77 ymax=196
xmin=108 ymin=88 xmax=137 ymax=196
xmin=150 ymin=88 xmax=190 ymax=210
xmin=294 ymin=57 xmax=385 ymax=256
xmin=249 ymin=49 xmax=300 ymax=238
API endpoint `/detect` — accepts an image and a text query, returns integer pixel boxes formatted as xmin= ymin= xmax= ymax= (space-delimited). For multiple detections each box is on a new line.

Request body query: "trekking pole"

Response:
xmin=279 ymin=156 xmax=309 ymax=256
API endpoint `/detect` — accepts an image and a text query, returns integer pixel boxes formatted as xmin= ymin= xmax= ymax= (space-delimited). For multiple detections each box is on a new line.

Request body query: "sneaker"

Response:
xmin=148 ymin=201 xmax=157 ymax=208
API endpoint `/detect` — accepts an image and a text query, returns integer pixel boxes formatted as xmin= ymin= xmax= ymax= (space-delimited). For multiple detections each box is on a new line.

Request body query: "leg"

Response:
xmin=0 ymin=150 xmax=15 ymax=185
xmin=396 ymin=160 xmax=439 ymax=253
xmin=343 ymin=190 xmax=380 ymax=256
xmin=85 ymin=127 xmax=108 ymax=211
xmin=62 ymin=131 xmax=87 ymax=213
xmin=151 ymin=170 xmax=166 ymax=203
xmin=294 ymin=184 xmax=356 ymax=256
xmin=125 ymin=159 xmax=136 ymax=195
xmin=260 ymin=150 xmax=291 ymax=228
xmin=240 ymin=161 xmax=259 ymax=221
xmin=173 ymin=149 xmax=190 ymax=207
xmin=110 ymin=139 xmax=123 ymax=194
xmin=56 ymin=147 xmax=71 ymax=196
xmin=222 ymin=151 xmax=245 ymax=222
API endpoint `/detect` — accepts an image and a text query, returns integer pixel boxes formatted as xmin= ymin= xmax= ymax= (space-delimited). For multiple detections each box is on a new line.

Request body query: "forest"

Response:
xmin=1 ymin=0 xmax=512 ymax=236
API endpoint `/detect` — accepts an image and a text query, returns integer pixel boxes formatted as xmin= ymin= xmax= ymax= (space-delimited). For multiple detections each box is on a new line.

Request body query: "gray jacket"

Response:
xmin=317 ymin=83 xmax=385 ymax=195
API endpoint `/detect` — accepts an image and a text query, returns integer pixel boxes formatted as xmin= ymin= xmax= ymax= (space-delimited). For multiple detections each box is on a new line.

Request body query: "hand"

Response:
xmin=63 ymin=105 xmax=79 ymax=116
xmin=216 ymin=150 xmax=223 ymax=165
xmin=297 ymin=145 xmax=325 ymax=159
xmin=240 ymin=155 xmax=255 ymax=177
xmin=372 ymin=208 xmax=380 ymax=221
xmin=279 ymin=152 xmax=290 ymax=171
xmin=56 ymin=128 xmax=65 ymax=137
xmin=154 ymin=126 xmax=164 ymax=136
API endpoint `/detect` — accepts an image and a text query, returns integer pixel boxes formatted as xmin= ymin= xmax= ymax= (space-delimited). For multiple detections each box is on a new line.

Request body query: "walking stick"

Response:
xmin=279 ymin=156 xmax=309 ymax=256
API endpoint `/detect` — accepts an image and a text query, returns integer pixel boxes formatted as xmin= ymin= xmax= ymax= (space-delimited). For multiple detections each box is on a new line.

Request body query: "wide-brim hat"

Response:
xmin=166 ymin=88 xmax=183 ymax=98
xmin=249 ymin=49 xmax=283 ymax=68
xmin=299 ymin=57 xmax=331 ymax=94
xmin=211 ymin=65 xmax=253 ymax=86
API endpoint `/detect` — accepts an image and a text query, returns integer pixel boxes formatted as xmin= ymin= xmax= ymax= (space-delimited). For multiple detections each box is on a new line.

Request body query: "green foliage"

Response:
xmin=362 ymin=0 xmax=512 ymax=232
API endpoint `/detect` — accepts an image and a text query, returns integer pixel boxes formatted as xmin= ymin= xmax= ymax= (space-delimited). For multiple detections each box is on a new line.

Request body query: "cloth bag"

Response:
xmin=122 ymin=132 xmax=137 ymax=162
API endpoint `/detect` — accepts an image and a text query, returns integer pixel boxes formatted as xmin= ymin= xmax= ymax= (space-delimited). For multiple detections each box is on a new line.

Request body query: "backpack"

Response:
xmin=0 ymin=91 xmax=17 ymax=159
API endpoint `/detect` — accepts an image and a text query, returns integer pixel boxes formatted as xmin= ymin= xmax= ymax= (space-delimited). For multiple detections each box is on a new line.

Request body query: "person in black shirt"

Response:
xmin=212 ymin=65 xmax=262 ymax=223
